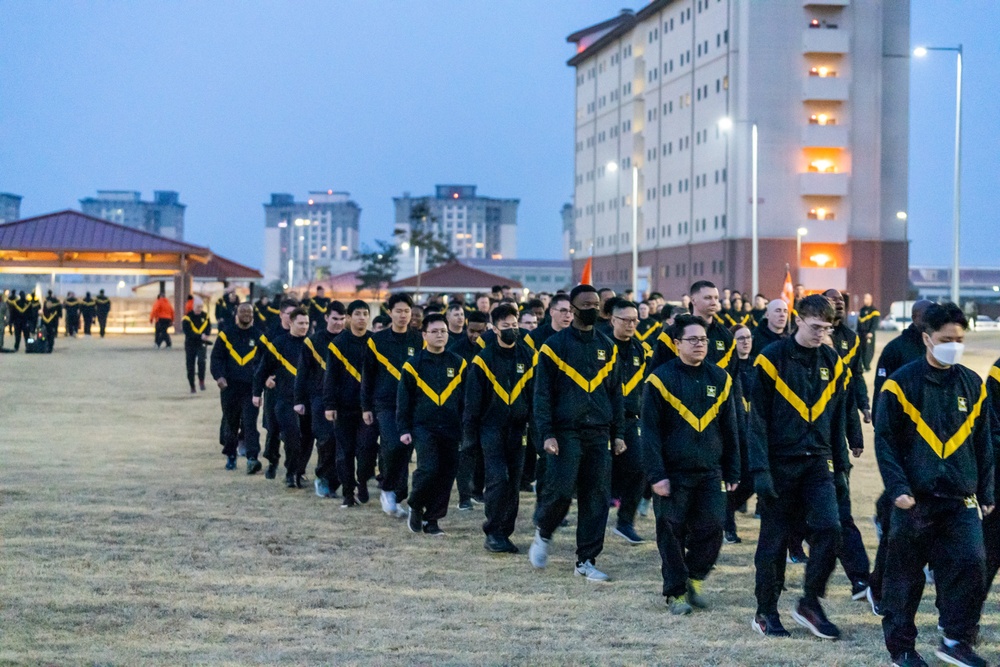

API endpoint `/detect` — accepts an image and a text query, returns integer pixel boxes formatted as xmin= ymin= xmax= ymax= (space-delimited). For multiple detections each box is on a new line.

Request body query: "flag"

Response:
xmin=780 ymin=268 xmax=794 ymax=309
xmin=579 ymin=257 xmax=593 ymax=286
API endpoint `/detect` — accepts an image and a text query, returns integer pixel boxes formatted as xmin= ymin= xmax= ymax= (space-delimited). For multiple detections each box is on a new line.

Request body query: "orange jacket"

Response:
xmin=150 ymin=297 xmax=175 ymax=322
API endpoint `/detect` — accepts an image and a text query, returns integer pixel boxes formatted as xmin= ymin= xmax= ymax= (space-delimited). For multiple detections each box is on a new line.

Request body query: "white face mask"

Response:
xmin=930 ymin=341 xmax=965 ymax=367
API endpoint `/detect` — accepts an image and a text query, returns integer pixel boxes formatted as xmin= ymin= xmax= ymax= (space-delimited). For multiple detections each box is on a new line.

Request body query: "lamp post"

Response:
xmin=718 ymin=117 xmax=759 ymax=296
xmin=914 ymin=45 xmax=963 ymax=305
xmin=796 ymin=227 xmax=808 ymax=281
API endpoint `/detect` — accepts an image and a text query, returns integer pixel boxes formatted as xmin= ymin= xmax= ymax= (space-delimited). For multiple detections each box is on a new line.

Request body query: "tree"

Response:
xmin=397 ymin=200 xmax=457 ymax=269
xmin=314 ymin=265 xmax=332 ymax=281
xmin=355 ymin=240 xmax=400 ymax=302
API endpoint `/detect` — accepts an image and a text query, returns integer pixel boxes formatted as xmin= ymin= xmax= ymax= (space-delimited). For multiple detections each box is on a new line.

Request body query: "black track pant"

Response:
xmin=522 ymin=429 xmax=538 ymax=489
xmin=754 ymin=456 xmax=841 ymax=616
xmin=883 ymin=498 xmax=984 ymax=655
xmin=297 ymin=406 xmax=314 ymax=476
xmin=262 ymin=390 xmax=281 ymax=465
xmin=534 ymin=429 xmax=611 ymax=564
xmin=532 ymin=425 xmax=547 ymax=502
xmin=44 ymin=323 xmax=58 ymax=353
xmin=457 ymin=440 xmax=485 ymax=503
xmin=653 ymin=471 xmax=726 ymax=597
xmin=311 ymin=396 xmax=338 ymax=488
xmin=220 ymin=382 xmax=260 ymax=459
xmin=185 ymin=343 xmax=206 ymax=389
xmin=869 ymin=492 xmax=892 ymax=602
xmin=335 ymin=411 xmax=378 ymax=500
xmin=377 ymin=409 xmax=412 ymax=503
xmin=409 ymin=427 xmax=460 ymax=521
xmin=481 ymin=424 xmax=526 ymax=538
xmin=83 ymin=314 xmax=93 ymax=335
xmin=13 ymin=321 xmax=27 ymax=350
xmin=612 ymin=418 xmax=644 ymax=528
xmin=154 ymin=319 xmax=171 ymax=347
xmin=835 ymin=468 xmax=870 ymax=587
xmin=98 ymin=313 xmax=108 ymax=337
xmin=273 ymin=398 xmax=304 ymax=476
xmin=725 ymin=482 xmax=755 ymax=533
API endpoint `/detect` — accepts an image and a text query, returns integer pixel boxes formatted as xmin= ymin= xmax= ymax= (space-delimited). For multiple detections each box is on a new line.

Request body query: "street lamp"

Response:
xmin=719 ymin=117 xmax=759 ymax=296
xmin=606 ymin=160 xmax=640 ymax=296
xmin=914 ymin=44 xmax=963 ymax=305
xmin=796 ymin=227 xmax=808 ymax=280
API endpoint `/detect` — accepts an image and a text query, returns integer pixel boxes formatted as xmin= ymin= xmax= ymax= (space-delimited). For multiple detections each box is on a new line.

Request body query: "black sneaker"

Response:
xmin=423 ymin=520 xmax=445 ymax=536
xmin=792 ymin=598 xmax=841 ymax=640
xmin=264 ymin=463 xmax=278 ymax=480
xmin=934 ymin=640 xmax=987 ymax=667
xmin=752 ymin=613 xmax=791 ymax=638
xmin=340 ymin=496 xmax=358 ymax=509
xmin=612 ymin=523 xmax=644 ymax=544
xmin=724 ymin=530 xmax=742 ymax=544
xmin=484 ymin=534 xmax=509 ymax=553
xmin=357 ymin=484 xmax=369 ymax=504
xmin=787 ymin=544 xmax=809 ymax=564
xmin=285 ymin=474 xmax=296 ymax=488
xmin=457 ymin=499 xmax=473 ymax=511
xmin=295 ymin=474 xmax=307 ymax=489
xmin=408 ymin=508 xmax=423 ymax=534
xmin=225 ymin=456 xmax=237 ymax=470
xmin=851 ymin=581 xmax=869 ymax=601
xmin=246 ymin=458 xmax=262 ymax=475
xmin=891 ymin=650 xmax=929 ymax=667
xmin=502 ymin=537 xmax=520 ymax=554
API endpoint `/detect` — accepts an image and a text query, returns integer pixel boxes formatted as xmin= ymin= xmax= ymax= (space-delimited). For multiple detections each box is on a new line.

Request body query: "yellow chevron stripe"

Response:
xmin=716 ymin=338 xmax=736 ymax=369
xmin=367 ymin=337 xmax=401 ymax=381
xmin=645 ymin=373 xmax=732 ymax=432
xmin=754 ymin=354 xmax=844 ymax=423
xmin=260 ymin=335 xmax=297 ymax=376
xmin=656 ymin=331 xmax=678 ymax=357
xmin=218 ymin=331 xmax=257 ymax=366
xmin=882 ymin=379 xmax=986 ymax=459
xmin=183 ymin=316 xmax=209 ymax=334
xmin=990 ymin=366 xmax=1000 ymax=386
xmin=304 ymin=337 xmax=326 ymax=371
xmin=472 ymin=355 xmax=533 ymax=405
xmin=328 ymin=342 xmax=361 ymax=383
xmin=402 ymin=359 xmax=466 ymax=406
xmin=622 ymin=362 xmax=647 ymax=397
xmin=635 ymin=321 xmax=661 ymax=341
xmin=858 ymin=310 xmax=882 ymax=323
xmin=538 ymin=344 xmax=617 ymax=393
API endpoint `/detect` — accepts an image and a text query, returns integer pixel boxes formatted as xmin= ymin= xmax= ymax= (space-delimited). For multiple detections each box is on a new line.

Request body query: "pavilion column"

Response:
xmin=173 ymin=261 xmax=191 ymax=332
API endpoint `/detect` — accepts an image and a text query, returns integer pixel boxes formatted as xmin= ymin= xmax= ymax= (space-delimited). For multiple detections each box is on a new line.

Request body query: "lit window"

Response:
xmin=808 ymin=159 xmax=837 ymax=173
xmin=809 ymin=67 xmax=837 ymax=78
xmin=809 ymin=253 xmax=834 ymax=268
xmin=807 ymin=208 xmax=836 ymax=220
xmin=809 ymin=113 xmax=837 ymax=125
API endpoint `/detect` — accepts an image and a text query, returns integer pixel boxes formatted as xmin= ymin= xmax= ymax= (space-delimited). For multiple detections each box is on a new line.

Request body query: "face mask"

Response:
xmin=930 ymin=341 xmax=965 ymax=367
xmin=499 ymin=328 xmax=519 ymax=345
xmin=576 ymin=308 xmax=599 ymax=326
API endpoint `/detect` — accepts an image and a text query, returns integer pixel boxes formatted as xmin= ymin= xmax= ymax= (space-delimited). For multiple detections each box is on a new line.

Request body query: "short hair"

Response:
xmin=796 ymin=294 xmax=836 ymax=323
xmin=421 ymin=312 xmax=447 ymax=331
xmin=569 ymin=284 xmax=598 ymax=303
xmin=387 ymin=293 xmax=414 ymax=310
xmin=602 ymin=296 xmax=621 ymax=316
xmin=290 ymin=306 xmax=309 ymax=320
xmin=519 ymin=310 xmax=536 ymax=321
xmin=612 ymin=299 xmax=638 ymax=315
xmin=662 ymin=304 xmax=687 ymax=320
xmin=729 ymin=324 xmax=751 ymax=337
xmin=501 ymin=284 xmax=511 ymax=290
xmin=280 ymin=298 xmax=300 ymax=311
xmin=526 ymin=298 xmax=544 ymax=311
xmin=327 ymin=300 xmax=346 ymax=315
xmin=598 ymin=287 xmax=615 ymax=297
xmin=649 ymin=292 xmax=664 ymax=301
xmin=923 ymin=302 xmax=968 ymax=333
xmin=550 ymin=293 xmax=570 ymax=308
xmin=372 ymin=314 xmax=391 ymax=327
xmin=670 ymin=314 xmax=708 ymax=340
xmin=475 ymin=292 xmax=491 ymax=302
xmin=316 ymin=286 xmax=325 ymax=293
xmin=467 ymin=311 xmax=489 ymax=325
xmin=446 ymin=302 xmax=465 ymax=313
xmin=491 ymin=285 xmax=503 ymax=293
xmin=491 ymin=303 xmax=519 ymax=324
xmin=755 ymin=293 xmax=766 ymax=301
xmin=346 ymin=299 xmax=369 ymax=315
xmin=690 ymin=280 xmax=717 ymax=296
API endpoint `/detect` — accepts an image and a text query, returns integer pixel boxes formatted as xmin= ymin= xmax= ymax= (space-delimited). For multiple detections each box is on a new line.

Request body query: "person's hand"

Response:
xmin=726 ymin=482 xmax=739 ymax=492
xmin=851 ymin=447 xmax=863 ymax=458
xmin=252 ymin=396 xmax=261 ymax=408
xmin=217 ymin=378 xmax=228 ymax=390
xmin=652 ymin=479 xmax=670 ymax=497
xmin=894 ymin=494 xmax=916 ymax=510
xmin=612 ymin=438 xmax=626 ymax=455
xmin=265 ymin=375 xmax=276 ymax=389
xmin=862 ymin=409 xmax=872 ymax=424
xmin=400 ymin=433 xmax=412 ymax=445
xmin=982 ymin=505 xmax=995 ymax=517
xmin=543 ymin=438 xmax=559 ymax=455
xmin=293 ymin=404 xmax=305 ymax=415
xmin=325 ymin=410 xmax=336 ymax=422
xmin=362 ymin=411 xmax=374 ymax=426
xmin=201 ymin=334 xmax=211 ymax=342
xmin=754 ymin=471 xmax=778 ymax=500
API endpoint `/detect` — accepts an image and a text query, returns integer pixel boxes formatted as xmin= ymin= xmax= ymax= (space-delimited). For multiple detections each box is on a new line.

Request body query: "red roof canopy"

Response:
xmin=389 ymin=260 xmax=523 ymax=290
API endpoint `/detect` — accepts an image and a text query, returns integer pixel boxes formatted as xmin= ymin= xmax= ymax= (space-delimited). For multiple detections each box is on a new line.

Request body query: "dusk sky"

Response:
xmin=2 ymin=1 xmax=997 ymax=272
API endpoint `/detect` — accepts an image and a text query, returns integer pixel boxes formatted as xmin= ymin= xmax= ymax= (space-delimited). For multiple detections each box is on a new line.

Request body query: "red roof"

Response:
xmin=389 ymin=260 xmax=523 ymax=290
xmin=0 ymin=210 xmax=210 ymax=255
xmin=191 ymin=254 xmax=263 ymax=280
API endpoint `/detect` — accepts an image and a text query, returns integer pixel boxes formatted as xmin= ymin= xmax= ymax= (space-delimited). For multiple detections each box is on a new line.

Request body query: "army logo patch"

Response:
xmin=407 ymin=347 xmax=415 ymax=356
xmin=707 ymin=385 xmax=717 ymax=398
xmin=958 ymin=397 xmax=968 ymax=413
xmin=841 ymin=340 xmax=848 ymax=350
xmin=877 ymin=368 xmax=886 ymax=377
xmin=633 ymin=356 xmax=641 ymax=367
xmin=447 ymin=367 xmax=455 ymax=378
xmin=819 ymin=368 xmax=830 ymax=381
xmin=248 ymin=340 xmax=255 ymax=347
xmin=597 ymin=349 xmax=607 ymax=361
xmin=716 ymin=340 xmax=725 ymax=351
xmin=516 ymin=363 xmax=525 ymax=374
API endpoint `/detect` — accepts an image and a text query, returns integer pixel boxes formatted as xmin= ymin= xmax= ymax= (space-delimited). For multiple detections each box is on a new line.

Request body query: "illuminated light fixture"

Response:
xmin=606 ymin=161 xmax=619 ymax=172
xmin=818 ymin=66 xmax=829 ymax=77
xmin=810 ymin=253 xmax=832 ymax=267
xmin=340 ymin=245 xmax=348 ymax=251
xmin=294 ymin=218 xmax=309 ymax=226
xmin=913 ymin=46 xmax=928 ymax=57
xmin=321 ymin=245 xmax=327 ymax=251
xmin=308 ymin=199 xmax=314 ymax=205
xmin=817 ymin=113 xmax=829 ymax=125
xmin=327 ymin=189 xmax=333 ymax=195
xmin=717 ymin=116 xmax=733 ymax=131
xmin=569 ymin=248 xmax=575 ymax=254
xmin=797 ymin=227 xmax=809 ymax=237
xmin=810 ymin=19 xmax=820 ymax=27
xmin=452 ymin=193 xmax=459 ymax=199
xmin=816 ymin=207 xmax=827 ymax=220
xmin=993 ymin=285 xmax=999 ymax=292
xmin=896 ymin=211 xmax=908 ymax=220
xmin=491 ymin=254 xmax=503 ymax=260
xmin=810 ymin=159 xmax=835 ymax=173
xmin=278 ymin=221 xmax=288 ymax=228
xmin=475 ymin=242 xmax=485 ymax=249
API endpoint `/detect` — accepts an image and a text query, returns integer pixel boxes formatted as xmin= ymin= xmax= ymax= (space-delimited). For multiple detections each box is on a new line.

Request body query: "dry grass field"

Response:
xmin=2 ymin=331 xmax=999 ymax=666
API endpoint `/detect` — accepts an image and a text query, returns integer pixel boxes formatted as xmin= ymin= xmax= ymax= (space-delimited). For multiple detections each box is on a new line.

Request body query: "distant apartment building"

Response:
xmin=393 ymin=185 xmax=519 ymax=278
xmin=79 ymin=190 xmax=185 ymax=240
xmin=463 ymin=258 xmax=574 ymax=295
xmin=263 ymin=191 xmax=361 ymax=286
xmin=0 ymin=193 xmax=22 ymax=223
xmin=567 ymin=0 xmax=909 ymax=307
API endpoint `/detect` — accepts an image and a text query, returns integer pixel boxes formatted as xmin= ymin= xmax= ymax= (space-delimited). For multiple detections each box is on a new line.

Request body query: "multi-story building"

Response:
xmin=0 ymin=193 xmax=22 ymax=223
xmin=567 ymin=0 xmax=909 ymax=307
xmin=263 ymin=191 xmax=361 ymax=286
xmin=462 ymin=258 xmax=574 ymax=296
xmin=79 ymin=190 xmax=185 ymax=240
xmin=393 ymin=185 xmax=519 ymax=278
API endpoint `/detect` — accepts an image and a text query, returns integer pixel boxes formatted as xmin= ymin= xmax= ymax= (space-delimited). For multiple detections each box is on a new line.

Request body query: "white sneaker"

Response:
xmin=381 ymin=490 xmax=397 ymax=515
xmin=528 ymin=529 xmax=550 ymax=569
xmin=574 ymin=560 xmax=611 ymax=582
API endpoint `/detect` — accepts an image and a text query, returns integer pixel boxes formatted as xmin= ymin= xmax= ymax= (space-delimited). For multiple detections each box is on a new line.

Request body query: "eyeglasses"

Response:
xmin=680 ymin=336 xmax=709 ymax=345
xmin=735 ymin=335 xmax=752 ymax=342
xmin=805 ymin=322 xmax=834 ymax=334
xmin=613 ymin=316 xmax=639 ymax=325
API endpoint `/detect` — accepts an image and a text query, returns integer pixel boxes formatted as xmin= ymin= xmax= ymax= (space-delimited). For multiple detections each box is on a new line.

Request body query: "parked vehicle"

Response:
xmin=972 ymin=315 xmax=1000 ymax=331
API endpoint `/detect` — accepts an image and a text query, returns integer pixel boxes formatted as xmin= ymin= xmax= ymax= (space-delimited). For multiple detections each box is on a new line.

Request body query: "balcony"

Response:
xmin=799 ymin=267 xmax=847 ymax=291
xmin=800 ymin=172 xmax=849 ymax=196
xmin=802 ymin=77 xmax=849 ymax=101
xmin=802 ymin=29 xmax=850 ymax=54
xmin=799 ymin=220 xmax=848 ymax=244
xmin=802 ymin=124 xmax=848 ymax=148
